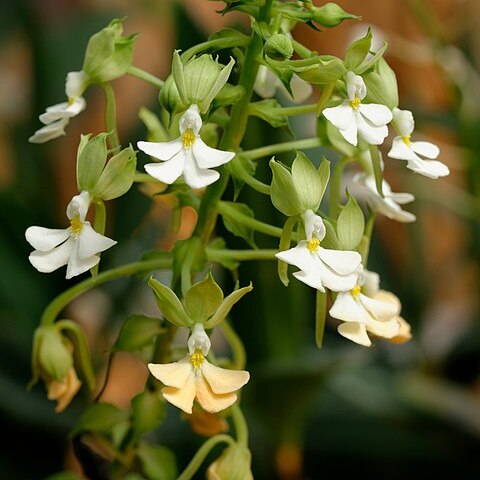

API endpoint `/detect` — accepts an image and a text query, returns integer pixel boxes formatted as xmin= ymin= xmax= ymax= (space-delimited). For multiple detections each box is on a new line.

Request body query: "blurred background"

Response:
xmin=1 ymin=0 xmax=479 ymax=478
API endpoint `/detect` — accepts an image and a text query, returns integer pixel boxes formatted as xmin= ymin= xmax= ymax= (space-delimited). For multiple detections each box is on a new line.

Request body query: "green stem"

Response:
xmin=316 ymin=82 xmax=335 ymax=116
xmin=133 ymin=172 xmax=162 ymax=183
xmin=90 ymin=199 xmax=107 ymax=277
xmin=207 ymin=248 xmax=277 ymax=263
xmin=181 ymin=37 xmax=250 ymax=62
xmin=267 ymin=104 xmax=317 ymax=116
xmin=177 ymin=435 xmax=235 ymax=480
xmin=329 ymin=157 xmax=351 ymax=218
xmin=220 ymin=320 xmax=247 ymax=370
xmin=360 ymin=209 xmax=376 ymax=264
xmin=291 ymin=38 xmax=316 ymax=59
xmin=100 ymin=83 xmax=120 ymax=152
xmin=369 ymin=144 xmax=384 ymax=197
xmin=228 ymin=159 xmax=271 ymax=195
xmin=40 ymin=258 xmax=172 ymax=327
xmin=231 ymin=404 xmax=249 ymax=446
xmin=127 ymin=66 xmax=164 ymax=89
xmin=217 ymin=201 xmax=284 ymax=238
xmin=241 ymin=137 xmax=321 ymax=160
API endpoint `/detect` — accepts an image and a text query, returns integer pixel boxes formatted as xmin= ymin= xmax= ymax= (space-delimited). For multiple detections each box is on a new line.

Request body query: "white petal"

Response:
xmin=275 ymin=243 xmax=313 ymax=273
xmin=339 ymin=120 xmax=358 ymax=146
xmin=183 ymin=154 xmax=220 ymax=189
xmin=356 ymin=113 xmax=389 ymax=145
xmin=195 ymin=375 xmax=237 ymax=413
xmin=162 ymin=374 xmax=196 ymax=414
xmin=302 ymin=210 xmax=325 ymax=241
xmin=292 ymin=269 xmax=326 ymax=292
xmin=29 ymin=119 xmax=69 ymax=143
xmin=358 ymin=103 xmax=392 ymax=127
xmin=366 ymin=318 xmax=399 ymax=339
xmin=393 ymin=108 xmax=414 ymax=136
xmin=25 ymin=227 xmax=70 ymax=251
xmin=407 ymin=158 xmax=450 ymax=179
xmin=389 ymin=192 xmax=415 ymax=205
xmin=65 ymin=70 xmax=89 ymax=99
xmin=360 ymin=293 xmax=400 ymax=321
xmin=254 ymin=65 xmax=278 ymax=98
xmin=411 ymin=141 xmax=440 ymax=159
xmin=66 ymin=245 xmax=100 ymax=279
xmin=78 ymin=223 xmax=116 ymax=258
xmin=374 ymin=290 xmax=402 ymax=312
xmin=201 ymin=360 xmax=249 ymax=394
xmin=388 ymin=137 xmax=419 ymax=162
xmin=39 ymin=98 xmax=85 ymax=124
xmin=144 ymin=153 xmax=186 ymax=185
xmin=346 ymin=71 xmax=366 ymax=100
xmin=192 ymin=138 xmax=235 ymax=169
xmin=317 ymin=247 xmax=361 ymax=276
xmin=329 ymin=292 xmax=370 ymax=323
xmin=138 ymin=139 xmax=183 ymax=161
xmin=323 ymin=101 xmax=355 ymax=131
xmin=148 ymin=358 xmax=192 ymax=388
xmin=290 ymin=74 xmax=313 ymax=103
xmin=319 ymin=265 xmax=357 ymax=292
xmin=337 ymin=322 xmax=371 ymax=347
xmin=179 ymin=105 xmax=202 ymax=135
xmin=66 ymin=191 xmax=91 ymax=221
xmin=362 ymin=271 xmax=380 ymax=297
xmin=28 ymin=237 xmax=74 ymax=273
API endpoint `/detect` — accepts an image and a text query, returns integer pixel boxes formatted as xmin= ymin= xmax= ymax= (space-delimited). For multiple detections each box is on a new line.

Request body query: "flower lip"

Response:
xmin=70 ymin=216 xmax=83 ymax=237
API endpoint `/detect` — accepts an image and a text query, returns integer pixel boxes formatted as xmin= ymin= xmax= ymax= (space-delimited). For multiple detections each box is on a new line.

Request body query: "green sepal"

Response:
xmin=137 ymin=443 xmax=177 ymax=480
xmin=83 ymin=18 xmax=138 ymax=83
xmin=113 ymin=315 xmax=165 ymax=354
xmin=148 ymin=278 xmax=191 ymax=327
xmin=248 ymin=99 xmax=289 ymax=128
xmin=172 ymin=50 xmax=187 ymax=105
xmin=131 ymin=389 xmax=166 ymax=440
xmin=297 ymin=56 xmax=346 ymax=85
xmin=312 ymin=3 xmax=360 ymax=28
xmin=91 ymin=145 xmax=136 ymax=201
xmin=76 ymin=133 xmax=108 ymax=192
xmin=208 ymin=443 xmax=253 ymax=480
xmin=356 ymin=42 xmax=388 ymax=75
xmin=221 ymin=201 xmax=257 ymax=248
xmin=291 ymin=151 xmax=324 ymax=211
xmin=205 ymin=283 xmax=253 ymax=329
xmin=38 ymin=326 xmax=73 ymax=382
xmin=363 ymin=57 xmax=399 ymax=109
xmin=278 ymin=216 xmax=299 ymax=287
xmin=315 ymin=290 xmax=328 ymax=348
xmin=322 ymin=218 xmax=339 ymax=249
xmin=344 ymin=28 xmax=372 ymax=72
xmin=159 ymin=74 xmax=186 ymax=118
xmin=337 ymin=192 xmax=365 ymax=250
xmin=270 ymin=158 xmax=301 ymax=216
xmin=184 ymin=272 xmax=224 ymax=324
xmin=317 ymin=157 xmax=331 ymax=202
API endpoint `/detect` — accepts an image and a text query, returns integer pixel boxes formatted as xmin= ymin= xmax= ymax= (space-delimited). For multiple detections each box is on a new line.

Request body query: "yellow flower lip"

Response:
xmin=190 ymin=349 xmax=205 ymax=369
xmin=70 ymin=216 xmax=83 ymax=237
xmin=307 ymin=238 xmax=320 ymax=252
xmin=182 ymin=128 xmax=196 ymax=148
xmin=351 ymin=285 xmax=361 ymax=298
xmin=402 ymin=135 xmax=411 ymax=147
xmin=350 ymin=96 xmax=361 ymax=109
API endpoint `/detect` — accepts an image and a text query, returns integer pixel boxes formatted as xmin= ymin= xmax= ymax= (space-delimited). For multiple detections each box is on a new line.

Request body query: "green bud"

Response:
xmin=83 ymin=18 xmax=138 ymax=84
xmin=184 ymin=272 xmax=224 ymax=324
xmin=207 ymin=443 xmax=253 ymax=480
xmin=337 ymin=192 xmax=365 ymax=250
xmin=36 ymin=326 xmax=73 ymax=382
xmin=90 ymin=145 xmax=136 ymax=201
xmin=173 ymin=53 xmax=235 ymax=113
xmin=76 ymin=133 xmax=108 ymax=192
xmin=364 ymin=57 xmax=398 ymax=109
xmin=270 ymin=159 xmax=301 ymax=216
xmin=312 ymin=3 xmax=360 ymax=28
xmin=265 ymin=33 xmax=294 ymax=60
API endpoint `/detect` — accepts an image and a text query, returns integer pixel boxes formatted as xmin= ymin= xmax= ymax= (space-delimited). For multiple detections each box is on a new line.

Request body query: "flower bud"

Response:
xmin=312 ymin=3 xmax=360 ymax=27
xmin=207 ymin=443 xmax=253 ymax=480
xmin=83 ymin=18 xmax=138 ymax=84
xmin=265 ymin=33 xmax=294 ymax=60
xmin=47 ymin=367 xmax=82 ymax=413
xmin=36 ymin=326 xmax=73 ymax=382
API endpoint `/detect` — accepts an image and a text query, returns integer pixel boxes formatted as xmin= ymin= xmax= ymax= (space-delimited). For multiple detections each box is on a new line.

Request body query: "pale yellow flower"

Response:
xmin=47 ymin=367 xmax=82 ymax=413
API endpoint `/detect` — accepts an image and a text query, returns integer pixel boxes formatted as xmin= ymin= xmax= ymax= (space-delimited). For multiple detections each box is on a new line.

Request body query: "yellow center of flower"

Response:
xmin=307 ymin=238 xmax=320 ymax=252
xmin=402 ymin=135 xmax=411 ymax=147
xmin=182 ymin=129 xmax=196 ymax=148
xmin=351 ymin=285 xmax=361 ymax=298
xmin=70 ymin=216 xmax=83 ymax=237
xmin=67 ymin=97 xmax=74 ymax=106
xmin=350 ymin=96 xmax=361 ymax=109
xmin=190 ymin=349 xmax=204 ymax=370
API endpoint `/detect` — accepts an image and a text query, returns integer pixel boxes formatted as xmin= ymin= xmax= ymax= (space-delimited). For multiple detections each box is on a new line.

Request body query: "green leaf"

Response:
xmin=337 ymin=193 xmax=365 ymax=250
xmin=229 ymin=155 xmax=257 ymax=201
xmin=249 ymin=99 xmax=289 ymax=128
xmin=270 ymin=159 xmax=301 ymax=216
xmin=38 ymin=326 xmax=72 ymax=382
xmin=221 ymin=201 xmax=256 ymax=248
xmin=148 ymin=278 xmax=191 ymax=327
xmin=71 ymin=402 xmax=129 ymax=438
xmin=137 ymin=443 xmax=177 ymax=480
xmin=205 ymin=283 xmax=253 ymax=328
xmin=184 ymin=272 xmax=224 ymax=323
xmin=114 ymin=315 xmax=165 ymax=353
xmin=76 ymin=133 xmax=108 ymax=192
xmin=291 ymin=151 xmax=323 ymax=211
xmin=315 ymin=290 xmax=328 ymax=348
xmin=91 ymin=145 xmax=136 ymax=201
xmin=278 ymin=216 xmax=299 ymax=287
xmin=132 ymin=389 xmax=166 ymax=439
xmin=344 ymin=28 xmax=372 ymax=71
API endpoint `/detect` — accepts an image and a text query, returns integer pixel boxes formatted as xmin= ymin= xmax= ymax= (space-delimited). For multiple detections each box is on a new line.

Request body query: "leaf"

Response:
xmin=278 ymin=216 xmax=299 ymax=287
xmin=297 ymin=56 xmax=346 ymax=84
xmin=76 ymin=133 xmax=108 ymax=193
xmin=291 ymin=151 xmax=323 ymax=211
xmin=221 ymin=201 xmax=256 ymax=248
xmin=229 ymin=155 xmax=257 ymax=201
xmin=344 ymin=28 xmax=372 ymax=71
xmin=205 ymin=283 xmax=253 ymax=328
xmin=337 ymin=192 xmax=365 ymax=250
xmin=148 ymin=278 xmax=191 ymax=327
xmin=137 ymin=443 xmax=177 ymax=480
xmin=270 ymin=159 xmax=301 ymax=216
xmin=114 ymin=315 xmax=165 ymax=353
xmin=248 ymin=99 xmax=289 ymax=128
xmin=315 ymin=290 xmax=328 ymax=348
xmin=184 ymin=272 xmax=224 ymax=323
xmin=132 ymin=389 xmax=166 ymax=439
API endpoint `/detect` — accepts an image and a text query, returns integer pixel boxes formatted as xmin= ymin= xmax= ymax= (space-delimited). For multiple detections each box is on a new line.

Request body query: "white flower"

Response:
xmin=323 ymin=71 xmax=392 ymax=146
xmin=388 ymin=107 xmax=449 ymax=179
xmin=275 ymin=210 xmax=362 ymax=292
xmin=148 ymin=324 xmax=250 ymax=414
xmin=25 ymin=191 xmax=116 ymax=279
xmin=138 ymin=104 xmax=235 ymax=189
xmin=354 ymin=172 xmax=416 ymax=223
xmin=29 ymin=71 xmax=88 ymax=144
xmin=329 ymin=269 xmax=404 ymax=347
xmin=254 ymin=65 xmax=313 ymax=103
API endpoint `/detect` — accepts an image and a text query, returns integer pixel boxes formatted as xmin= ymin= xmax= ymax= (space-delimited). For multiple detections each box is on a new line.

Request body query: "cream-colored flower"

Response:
xmin=47 ymin=367 xmax=82 ymax=413
xmin=148 ymin=324 xmax=249 ymax=414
